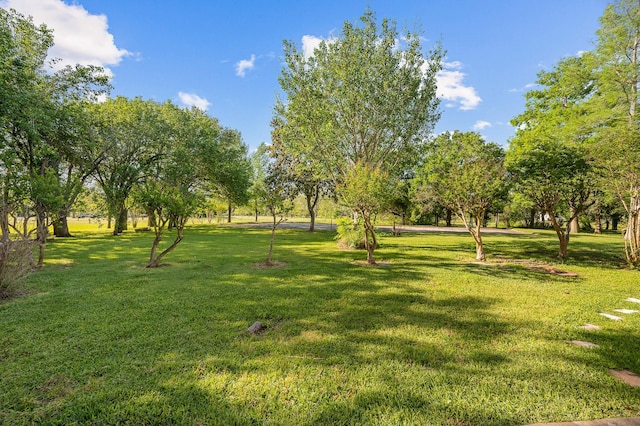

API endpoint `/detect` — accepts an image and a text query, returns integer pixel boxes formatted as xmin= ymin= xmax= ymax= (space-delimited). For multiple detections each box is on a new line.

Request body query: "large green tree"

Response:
xmin=91 ymin=97 xmax=165 ymax=236
xmin=589 ymin=0 xmax=640 ymax=266
xmin=508 ymin=53 xmax=597 ymax=259
xmin=414 ymin=131 xmax=506 ymax=261
xmin=1 ymin=8 xmax=109 ymax=266
xmin=275 ymin=9 xmax=442 ymax=264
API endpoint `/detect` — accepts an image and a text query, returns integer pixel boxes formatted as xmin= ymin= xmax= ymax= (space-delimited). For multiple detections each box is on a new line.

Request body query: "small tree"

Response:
xmin=264 ymin=169 xmax=294 ymax=266
xmin=507 ymin=140 xmax=594 ymax=259
xmin=413 ymin=131 xmax=506 ymax=261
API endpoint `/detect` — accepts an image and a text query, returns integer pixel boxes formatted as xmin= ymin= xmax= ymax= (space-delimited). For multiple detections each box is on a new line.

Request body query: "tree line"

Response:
xmin=273 ymin=2 xmax=640 ymax=267
xmin=2 ymin=1 xmax=640 ymax=279
xmin=0 ymin=8 xmax=251 ymax=271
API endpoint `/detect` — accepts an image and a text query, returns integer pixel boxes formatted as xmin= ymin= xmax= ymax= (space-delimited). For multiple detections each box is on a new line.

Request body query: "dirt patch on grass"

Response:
xmin=351 ymin=260 xmax=393 ymax=267
xmin=491 ymin=258 xmax=579 ymax=277
xmin=252 ymin=261 xmax=287 ymax=269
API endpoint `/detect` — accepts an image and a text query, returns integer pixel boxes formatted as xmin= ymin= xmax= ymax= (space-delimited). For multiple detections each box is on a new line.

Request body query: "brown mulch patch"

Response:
xmin=252 ymin=261 xmax=287 ymax=269
xmin=486 ymin=258 xmax=579 ymax=277
xmin=351 ymin=260 xmax=392 ymax=267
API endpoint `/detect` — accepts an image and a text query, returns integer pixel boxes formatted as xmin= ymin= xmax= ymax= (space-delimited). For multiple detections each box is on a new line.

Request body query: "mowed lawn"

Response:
xmin=1 ymin=222 xmax=639 ymax=425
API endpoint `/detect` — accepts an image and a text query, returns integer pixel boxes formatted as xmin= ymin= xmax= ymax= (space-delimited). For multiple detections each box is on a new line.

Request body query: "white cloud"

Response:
xmin=302 ymin=35 xmax=324 ymax=59
xmin=473 ymin=120 xmax=492 ymax=131
xmin=435 ymin=61 xmax=481 ymax=111
xmin=235 ymin=54 xmax=256 ymax=77
xmin=301 ymin=34 xmax=338 ymax=59
xmin=2 ymin=0 xmax=130 ymax=75
xmin=178 ymin=92 xmax=211 ymax=111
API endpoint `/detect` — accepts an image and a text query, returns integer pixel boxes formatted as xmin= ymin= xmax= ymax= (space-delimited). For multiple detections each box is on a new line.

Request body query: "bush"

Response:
xmin=0 ymin=240 xmax=33 ymax=299
xmin=334 ymin=216 xmax=365 ymax=249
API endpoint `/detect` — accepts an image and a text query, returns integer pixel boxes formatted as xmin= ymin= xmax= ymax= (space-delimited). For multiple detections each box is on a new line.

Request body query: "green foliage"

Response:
xmin=275 ymin=9 xmax=442 ymax=262
xmin=334 ymin=216 xmax=365 ymax=249
xmin=414 ymin=131 xmax=506 ymax=259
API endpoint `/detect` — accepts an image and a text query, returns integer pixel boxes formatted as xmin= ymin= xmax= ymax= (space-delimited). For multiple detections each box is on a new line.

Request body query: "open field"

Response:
xmin=1 ymin=221 xmax=639 ymax=425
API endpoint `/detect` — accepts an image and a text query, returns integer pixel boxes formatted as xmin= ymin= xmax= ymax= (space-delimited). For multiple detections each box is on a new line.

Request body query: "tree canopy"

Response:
xmin=275 ymin=9 xmax=442 ymax=263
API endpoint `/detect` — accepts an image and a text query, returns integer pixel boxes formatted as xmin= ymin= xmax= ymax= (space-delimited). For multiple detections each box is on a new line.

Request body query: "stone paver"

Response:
xmin=579 ymin=324 xmax=601 ymax=331
xmin=610 ymin=369 xmax=640 ymax=387
xmin=600 ymin=313 xmax=623 ymax=321
xmin=614 ymin=309 xmax=639 ymax=314
xmin=569 ymin=340 xmax=599 ymax=348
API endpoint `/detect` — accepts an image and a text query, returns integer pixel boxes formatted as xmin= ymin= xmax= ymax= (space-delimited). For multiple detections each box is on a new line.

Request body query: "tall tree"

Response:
xmin=413 ymin=131 xmax=506 ymax=261
xmin=1 ymin=8 xmax=109 ymax=265
xmin=91 ymin=97 xmax=165 ymax=236
xmin=507 ymin=139 xmax=594 ymax=259
xmin=589 ymin=0 xmax=640 ymax=266
xmin=270 ymin=118 xmax=333 ymax=232
xmin=275 ymin=9 xmax=442 ymax=264
xmin=508 ymin=53 xmax=597 ymax=259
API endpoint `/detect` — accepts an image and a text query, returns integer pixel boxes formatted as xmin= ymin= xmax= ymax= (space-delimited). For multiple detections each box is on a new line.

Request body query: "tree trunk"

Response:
xmin=227 ymin=202 xmax=232 ymax=223
xmin=0 ymin=207 xmax=9 ymax=244
xmin=472 ymin=217 xmax=486 ymax=261
xmin=35 ymin=206 xmax=47 ymax=268
xmin=147 ymin=221 xmax=184 ymax=268
xmin=460 ymin=208 xmax=486 ymax=261
xmin=529 ymin=208 xmax=536 ymax=228
xmin=306 ymin=191 xmax=318 ymax=232
xmin=594 ymin=203 xmax=602 ymax=235
xmin=445 ymin=209 xmax=452 ymax=227
xmin=114 ymin=202 xmax=128 ymax=235
xmin=361 ymin=211 xmax=377 ymax=265
xmin=612 ymin=213 xmax=619 ymax=231
xmin=53 ymin=212 xmax=72 ymax=237
xmin=548 ymin=211 xmax=569 ymax=259
xmin=569 ymin=206 xmax=580 ymax=233
xmin=623 ymin=191 xmax=640 ymax=266
xmin=266 ymin=213 xmax=276 ymax=266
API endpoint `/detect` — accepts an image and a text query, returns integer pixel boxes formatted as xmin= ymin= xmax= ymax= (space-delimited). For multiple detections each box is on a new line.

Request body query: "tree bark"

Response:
xmin=569 ymin=206 xmax=580 ymax=233
xmin=593 ymin=203 xmax=602 ymax=235
xmin=53 ymin=212 xmax=72 ymax=237
xmin=623 ymin=190 xmax=640 ymax=266
xmin=35 ymin=206 xmax=47 ymax=268
xmin=227 ymin=202 xmax=232 ymax=223
xmin=114 ymin=201 xmax=128 ymax=235
xmin=306 ymin=190 xmax=318 ymax=232
xmin=0 ymin=207 xmax=9 ymax=244
xmin=266 ymin=214 xmax=276 ymax=266
xmin=445 ymin=209 xmax=452 ymax=227
xmin=548 ymin=210 xmax=569 ymax=259
xmin=147 ymin=221 xmax=184 ymax=268
xmin=361 ymin=211 xmax=377 ymax=265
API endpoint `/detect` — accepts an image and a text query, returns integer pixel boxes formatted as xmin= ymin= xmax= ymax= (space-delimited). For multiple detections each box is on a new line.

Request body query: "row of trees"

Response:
xmin=0 ymin=8 xmax=251 ymax=270
xmin=3 ymin=2 xmax=640 ymax=274
xmin=271 ymin=3 xmax=640 ymax=267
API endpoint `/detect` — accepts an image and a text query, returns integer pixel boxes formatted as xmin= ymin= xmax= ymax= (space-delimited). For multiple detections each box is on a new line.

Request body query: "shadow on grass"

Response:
xmin=5 ymin=225 xmax=635 ymax=424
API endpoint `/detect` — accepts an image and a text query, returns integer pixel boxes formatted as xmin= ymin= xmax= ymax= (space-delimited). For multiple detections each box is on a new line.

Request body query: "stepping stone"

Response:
xmin=614 ymin=309 xmax=639 ymax=314
xmin=609 ymin=369 xmax=640 ymax=387
xmin=626 ymin=297 xmax=640 ymax=304
xmin=579 ymin=324 xmax=601 ymax=331
xmin=600 ymin=313 xmax=623 ymax=321
xmin=569 ymin=340 xmax=599 ymax=348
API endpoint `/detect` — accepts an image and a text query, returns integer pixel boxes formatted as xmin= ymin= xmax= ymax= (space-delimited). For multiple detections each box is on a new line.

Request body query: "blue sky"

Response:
xmin=3 ymin=0 xmax=609 ymax=150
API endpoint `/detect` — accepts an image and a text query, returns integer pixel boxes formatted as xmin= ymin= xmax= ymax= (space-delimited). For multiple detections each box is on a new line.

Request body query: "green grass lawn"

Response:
xmin=1 ymin=222 xmax=639 ymax=425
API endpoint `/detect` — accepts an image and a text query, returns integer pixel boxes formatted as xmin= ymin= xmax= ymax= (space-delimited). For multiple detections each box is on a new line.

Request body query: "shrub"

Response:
xmin=0 ymin=240 xmax=33 ymax=299
xmin=334 ymin=216 xmax=365 ymax=249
